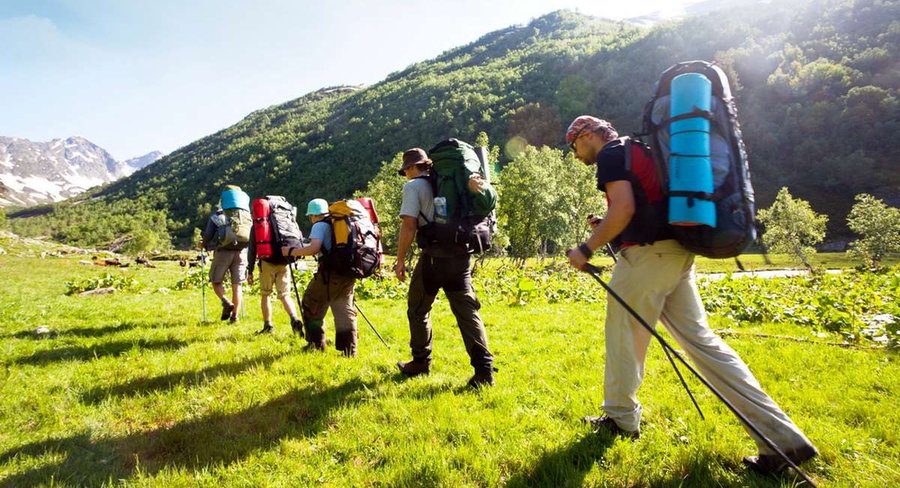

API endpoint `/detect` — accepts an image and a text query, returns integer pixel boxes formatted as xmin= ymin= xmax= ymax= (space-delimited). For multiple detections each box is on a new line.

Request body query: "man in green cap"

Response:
xmin=283 ymin=198 xmax=359 ymax=356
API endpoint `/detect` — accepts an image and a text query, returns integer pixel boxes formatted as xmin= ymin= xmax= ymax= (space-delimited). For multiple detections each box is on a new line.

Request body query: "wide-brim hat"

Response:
xmin=398 ymin=147 xmax=431 ymax=175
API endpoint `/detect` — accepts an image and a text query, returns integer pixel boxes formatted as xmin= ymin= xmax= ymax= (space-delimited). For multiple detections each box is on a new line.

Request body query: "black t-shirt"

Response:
xmin=595 ymin=139 xmax=629 ymax=192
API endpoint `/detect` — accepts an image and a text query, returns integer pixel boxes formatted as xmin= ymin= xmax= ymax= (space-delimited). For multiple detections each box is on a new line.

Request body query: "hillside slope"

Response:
xmin=11 ymin=0 xmax=899 ymax=247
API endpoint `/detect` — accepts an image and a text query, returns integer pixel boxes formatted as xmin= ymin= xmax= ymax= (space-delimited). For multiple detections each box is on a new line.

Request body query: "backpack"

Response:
xmin=320 ymin=199 xmax=382 ymax=278
xmin=641 ymin=60 xmax=756 ymax=259
xmin=417 ymin=139 xmax=498 ymax=254
xmin=251 ymin=196 xmax=304 ymax=261
xmin=210 ymin=208 xmax=251 ymax=251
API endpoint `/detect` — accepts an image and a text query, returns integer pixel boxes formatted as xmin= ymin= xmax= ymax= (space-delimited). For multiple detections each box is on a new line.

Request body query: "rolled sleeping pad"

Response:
xmin=669 ymin=72 xmax=716 ymax=227
xmin=356 ymin=197 xmax=380 ymax=224
xmin=221 ymin=188 xmax=250 ymax=211
xmin=251 ymin=198 xmax=273 ymax=259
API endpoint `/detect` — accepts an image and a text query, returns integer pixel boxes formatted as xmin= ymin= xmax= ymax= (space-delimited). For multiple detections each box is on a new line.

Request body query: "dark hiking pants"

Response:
xmin=407 ymin=253 xmax=493 ymax=373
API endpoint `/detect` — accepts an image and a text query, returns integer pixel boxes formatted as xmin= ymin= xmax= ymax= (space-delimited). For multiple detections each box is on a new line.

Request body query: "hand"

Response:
xmin=566 ymin=248 xmax=588 ymax=270
xmin=467 ymin=174 xmax=485 ymax=193
xmin=394 ymin=260 xmax=406 ymax=281
xmin=247 ymin=274 xmax=254 ymax=285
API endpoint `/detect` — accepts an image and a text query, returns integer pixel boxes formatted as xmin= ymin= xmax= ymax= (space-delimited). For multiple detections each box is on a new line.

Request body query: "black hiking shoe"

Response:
xmin=229 ymin=313 xmax=239 ymax=324
xmin=743 ymin=443 xmax=818 ymax=476
xmin=220 ymin=302 xmax=234 ymax=321
xmin=303 ymin=340 xmax=326 ymax=352
xmin=466 ymin=371 xmax=495 ymax=389
xmin=256 ymin=324 xmax=274 ymax=335
xmin=397 ymin=359 xmax=430 ymax=377
xmin=582 ymin=416 xmax=640 ymax=440
xmin=290 ymin=318 xmax=304 ymax=338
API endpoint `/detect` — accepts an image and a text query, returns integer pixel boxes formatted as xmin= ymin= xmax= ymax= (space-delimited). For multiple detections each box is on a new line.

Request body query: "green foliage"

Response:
xmin=121 ymin=228 xmax=172 ymax=256
xmin=497 ymin=146 xmax=604 ymax=259
xmin=701 ymin=267 xmax=900 ymax=346
xmin=354 ymin=154 xmax=405 ymax=253
xmin=757 ymin=187 xmax=828 ymax=269
xmin=64 ymin=273 xmax=141 ymax=295
xmin=847 ymin=193 xmax=900 ymax=267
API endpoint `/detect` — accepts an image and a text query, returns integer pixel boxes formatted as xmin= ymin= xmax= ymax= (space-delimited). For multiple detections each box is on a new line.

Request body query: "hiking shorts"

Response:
xmin=259 ymin=260 xmax=291 ymax=298
xmin=209 ymin=248 xmax=247 ymax=284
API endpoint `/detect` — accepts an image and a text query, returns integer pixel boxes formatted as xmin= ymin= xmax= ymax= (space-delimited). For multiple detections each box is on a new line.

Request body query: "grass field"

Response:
xmin=0 ymin=254 xmax=897 ymax=487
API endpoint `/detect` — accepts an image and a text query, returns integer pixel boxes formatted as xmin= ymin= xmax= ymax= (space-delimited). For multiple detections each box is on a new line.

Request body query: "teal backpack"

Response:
xmin=417 ymin=139 xmax=497 ymax=254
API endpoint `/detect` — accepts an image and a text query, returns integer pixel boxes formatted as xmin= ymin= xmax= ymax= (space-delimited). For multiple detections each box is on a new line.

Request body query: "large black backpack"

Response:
xmin=642 ymin=60 xmax=756 ymax=259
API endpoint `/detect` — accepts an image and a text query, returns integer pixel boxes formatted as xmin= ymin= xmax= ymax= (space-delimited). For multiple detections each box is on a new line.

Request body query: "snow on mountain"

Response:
xmin=0 ymin=136 xmax=163 ymax=207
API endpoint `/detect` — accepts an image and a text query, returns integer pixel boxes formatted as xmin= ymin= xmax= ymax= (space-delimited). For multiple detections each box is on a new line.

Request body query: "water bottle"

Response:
xmin=434 ymin=197 xmax=447 ymax=224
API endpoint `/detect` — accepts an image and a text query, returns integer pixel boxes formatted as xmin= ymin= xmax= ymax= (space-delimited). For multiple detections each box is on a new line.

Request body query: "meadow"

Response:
xmin=0 ymin=247 xmax=897 ymax=487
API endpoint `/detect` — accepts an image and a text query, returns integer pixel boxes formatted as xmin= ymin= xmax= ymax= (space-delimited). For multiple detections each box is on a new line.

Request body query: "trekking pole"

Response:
xmin=200 ymin=250 xmax=208 ymax=323
xmin=288 ymin=261 xmax=305 ymax=336
xmin=581 ymin=263 xmax=816 ymax=486
xmin=353 ymin=300 xmax=389 ymax=348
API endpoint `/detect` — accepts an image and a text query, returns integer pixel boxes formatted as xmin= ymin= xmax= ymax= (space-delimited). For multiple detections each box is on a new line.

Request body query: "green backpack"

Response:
xmin=214 ymin=208 xmax=251 ymax=250
xmin=417 ymin=139 xmax=497 ymax=254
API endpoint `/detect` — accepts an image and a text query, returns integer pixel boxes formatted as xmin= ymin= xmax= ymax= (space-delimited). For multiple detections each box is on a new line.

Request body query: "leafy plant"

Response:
xmin=65 ymin=273 xmax=141 ymax=295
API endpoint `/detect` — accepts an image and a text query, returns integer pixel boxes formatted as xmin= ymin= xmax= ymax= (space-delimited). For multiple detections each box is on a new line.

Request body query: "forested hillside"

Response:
xmin=10 ymin=0 xmax=899 ymax=248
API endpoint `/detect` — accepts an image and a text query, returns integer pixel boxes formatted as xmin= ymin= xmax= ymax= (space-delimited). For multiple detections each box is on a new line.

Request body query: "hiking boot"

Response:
xmin=397 ymin=359 xmax=430 ymax=377
xmin=256 ymin=324 xmax=274 ymax=335
xmin=303 ymin=339 xmax=327 ymax=352
xmin=582 ymin=416 xmax=640 ymax=440
xmin=290 ymin=318 xmax=305 ymax=338
xmin=743 ymin=443 xmax=818 ymax=476
xmin=335 ymin=330 xmax=358 ymax=358
xmin=220 ymin=302 xmax=234 ymax=320
xmin=466 ymin=371 xmax=494 ymax=389
xmin=229 ymin=313 xmax=239 ymax=324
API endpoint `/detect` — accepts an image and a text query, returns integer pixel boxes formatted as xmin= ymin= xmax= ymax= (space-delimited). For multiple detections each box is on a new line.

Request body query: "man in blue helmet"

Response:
xmin=284 ymin=198 xmax=359 ymax=356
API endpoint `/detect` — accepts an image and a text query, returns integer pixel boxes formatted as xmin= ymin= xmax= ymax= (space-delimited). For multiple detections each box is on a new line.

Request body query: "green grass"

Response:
xmin=0 ymin=255 xmax=897 ymax=487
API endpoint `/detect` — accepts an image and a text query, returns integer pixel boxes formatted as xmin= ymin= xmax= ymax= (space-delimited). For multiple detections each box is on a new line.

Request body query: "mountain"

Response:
xmin=0 ymin=137 xmax=161 ymax=207
xmin=9 ymin=0 xmax=899 ymax=248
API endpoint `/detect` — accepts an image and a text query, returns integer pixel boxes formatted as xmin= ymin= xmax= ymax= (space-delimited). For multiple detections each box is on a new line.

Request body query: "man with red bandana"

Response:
xmin=565 ymin=115 xmax=817 ymax=475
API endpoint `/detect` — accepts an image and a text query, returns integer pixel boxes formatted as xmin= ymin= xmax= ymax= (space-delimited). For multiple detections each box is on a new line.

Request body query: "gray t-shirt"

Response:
xmin=399 ymin=177 xmax=434 ymax=227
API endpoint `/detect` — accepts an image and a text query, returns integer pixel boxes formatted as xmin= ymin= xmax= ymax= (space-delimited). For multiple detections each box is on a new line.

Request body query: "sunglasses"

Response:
xmin=569 ymin=127 xmax=587 ymax=151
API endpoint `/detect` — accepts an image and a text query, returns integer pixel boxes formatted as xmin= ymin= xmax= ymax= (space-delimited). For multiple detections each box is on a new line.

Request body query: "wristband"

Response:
xmin=578 ymin=243 xmax=593 ymax=259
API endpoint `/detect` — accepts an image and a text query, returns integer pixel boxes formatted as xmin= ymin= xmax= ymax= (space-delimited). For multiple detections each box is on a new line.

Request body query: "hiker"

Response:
xmin=393 ymin=147 xmax=494 ymax=388
xmin=564 ymin=115 xmax=817 ymax=473
xmin=201 ymin=185 xmax=252 ymax=323
xmin=283 ymin=198 xmax=359 ymax=356
xmin=247 ymin=226 xmax=303 ymax=336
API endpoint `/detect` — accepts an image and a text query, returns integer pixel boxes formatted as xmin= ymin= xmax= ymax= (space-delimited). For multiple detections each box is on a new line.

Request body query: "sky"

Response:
xmin=0 ymin=0 xmax=704 ymax=160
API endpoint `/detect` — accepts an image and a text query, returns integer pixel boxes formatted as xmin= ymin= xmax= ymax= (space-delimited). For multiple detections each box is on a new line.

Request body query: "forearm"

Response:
xmin=396 ymin=219 xmax=417 ymax=261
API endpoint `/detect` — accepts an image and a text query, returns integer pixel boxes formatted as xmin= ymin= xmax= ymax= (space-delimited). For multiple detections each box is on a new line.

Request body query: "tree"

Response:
xmin=846 ymin=193 xmax=900 ymax=268
xmin=497 ymin=145 xmax=604 ymax=260
xmin=757 ymin=187 xmax=828 ymax=269
xmin=355 ymin=154 xmax=406 ymax=253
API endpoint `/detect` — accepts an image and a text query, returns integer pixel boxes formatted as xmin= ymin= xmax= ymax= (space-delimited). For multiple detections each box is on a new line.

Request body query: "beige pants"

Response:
xmin=603 ymin=239 xmax=813 ymax=454
xmin=258 ymin=260 xmax=291 ymax=298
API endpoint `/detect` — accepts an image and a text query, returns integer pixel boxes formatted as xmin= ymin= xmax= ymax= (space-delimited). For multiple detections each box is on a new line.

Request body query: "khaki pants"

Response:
xmin=603 ymin=239 xmax=813 ymax=454
xmin=259 ymin=260 xmax=291 ymax=298
xmin=301 ymin=271 xmax=357 ymax=348
xmin=407 ymin=253 xmax=493 ymax=374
